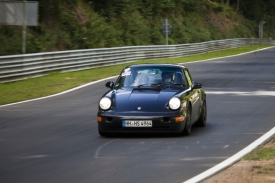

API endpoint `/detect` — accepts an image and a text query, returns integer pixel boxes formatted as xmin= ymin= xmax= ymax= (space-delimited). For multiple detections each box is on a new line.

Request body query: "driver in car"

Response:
xmin=162 ymin=72 xmax=174 ymax=83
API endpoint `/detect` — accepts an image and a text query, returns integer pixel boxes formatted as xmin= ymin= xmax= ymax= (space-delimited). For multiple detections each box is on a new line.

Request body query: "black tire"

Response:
xmin=182 ymin=106 xmax=192 ymax=136
xmin=197 ymin=100 xmax=207 ymax=127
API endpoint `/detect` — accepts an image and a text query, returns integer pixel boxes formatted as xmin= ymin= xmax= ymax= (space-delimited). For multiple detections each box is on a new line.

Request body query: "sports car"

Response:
xmin=97 ymin=64 xmax=207 ymax=136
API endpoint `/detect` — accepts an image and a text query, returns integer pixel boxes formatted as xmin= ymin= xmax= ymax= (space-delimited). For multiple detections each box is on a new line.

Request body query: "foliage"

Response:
xmin=0 ymin=0 xmax=274 ymax=55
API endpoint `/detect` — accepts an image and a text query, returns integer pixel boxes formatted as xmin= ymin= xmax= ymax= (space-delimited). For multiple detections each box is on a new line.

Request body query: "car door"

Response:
xmin=184 ymin=69 xmax=201 ymax=123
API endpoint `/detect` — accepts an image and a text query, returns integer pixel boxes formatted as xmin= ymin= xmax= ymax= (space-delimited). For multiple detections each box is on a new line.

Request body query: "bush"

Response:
xmin=0 ymin=0 xmax=274 ymax=55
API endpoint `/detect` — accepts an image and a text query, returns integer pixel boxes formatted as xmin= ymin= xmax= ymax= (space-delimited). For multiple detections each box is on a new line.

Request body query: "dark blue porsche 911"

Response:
xmin=97 ymin=64 xmax=207 ymax=136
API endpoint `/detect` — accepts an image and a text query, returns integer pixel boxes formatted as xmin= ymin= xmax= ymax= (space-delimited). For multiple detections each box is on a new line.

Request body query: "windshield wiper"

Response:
xmin=172 ymin=84 xmax=186 ymax=87
xmin=151 ymin=82 xmax=172 ymax=88
xmin=137 ymin=84 xmax=148 ymax=88
xmin=151 ymin=83 xmax=166 ymax=87
xmin=133 ymin=84 xmax=161 ymax=90
xmin=151 ymin=83 xmax=185 ymax=88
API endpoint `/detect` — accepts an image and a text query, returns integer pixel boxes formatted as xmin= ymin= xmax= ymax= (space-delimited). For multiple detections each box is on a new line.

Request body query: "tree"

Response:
xmin=226 ymin=0 xmax=230 ymax=6
xmin=236 ymin=0 xmax=240 ymax=10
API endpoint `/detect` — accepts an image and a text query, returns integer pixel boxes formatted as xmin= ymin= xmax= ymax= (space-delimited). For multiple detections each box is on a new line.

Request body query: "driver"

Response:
xmin=162 ymin=72 xmax=174 ymax=83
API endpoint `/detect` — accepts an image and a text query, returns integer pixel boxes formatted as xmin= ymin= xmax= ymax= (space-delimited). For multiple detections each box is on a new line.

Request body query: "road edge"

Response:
xmin=0 ymin=76 xmax=118 ymax=108
xmin=180 ymin=46 xmax=275 ymax=64
xmin=183 ymin=127 xmax=275 ymax=183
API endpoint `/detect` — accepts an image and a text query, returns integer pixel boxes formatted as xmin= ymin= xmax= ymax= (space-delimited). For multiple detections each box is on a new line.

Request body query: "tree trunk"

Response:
xmin=236 ymin=0 xmax=240 ymax=10
xmin=226 ymin=0 xmax=230 ymax=6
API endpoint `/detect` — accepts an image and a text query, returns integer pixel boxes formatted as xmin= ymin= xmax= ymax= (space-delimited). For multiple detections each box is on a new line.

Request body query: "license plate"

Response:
xmin=122 ymin=120 xmax=152 ymax=127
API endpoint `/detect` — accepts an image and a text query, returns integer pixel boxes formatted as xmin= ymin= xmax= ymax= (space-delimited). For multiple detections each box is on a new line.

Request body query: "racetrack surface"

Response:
xmin=1 ymin=47 xmax=275 ymax=183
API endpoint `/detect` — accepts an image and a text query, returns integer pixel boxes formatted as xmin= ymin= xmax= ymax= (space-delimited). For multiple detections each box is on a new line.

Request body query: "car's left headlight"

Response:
xmin=168 ymin=97 xmax=181 ymax=110
xmin=99 ymin=97 xmax=112 ymax=110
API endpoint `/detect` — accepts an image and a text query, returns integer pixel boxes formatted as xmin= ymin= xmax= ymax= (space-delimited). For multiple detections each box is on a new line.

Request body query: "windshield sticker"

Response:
xmin=122 ymin=71 xmax=131 ymax=76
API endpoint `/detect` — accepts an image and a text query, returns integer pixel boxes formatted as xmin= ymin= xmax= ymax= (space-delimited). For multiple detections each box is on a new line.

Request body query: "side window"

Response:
xmin=184 ymin=69 xmax=192 ymax=87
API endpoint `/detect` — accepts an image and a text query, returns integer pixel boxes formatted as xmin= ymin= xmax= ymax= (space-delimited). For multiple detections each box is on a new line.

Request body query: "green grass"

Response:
xmin=243 ymin=147 xmax=275 ymax=161
xmin=264 ymin=167 xmax=274 ymax=171
xmin=0 ymin=44 xmax=274 ymax=105
xmin=243 ymin=132 xmax=275 ymax=162
xmin=252 ymin=165 xmax=262 ymax=169
xmin=250 ymin=164 xmax=275 ymax=175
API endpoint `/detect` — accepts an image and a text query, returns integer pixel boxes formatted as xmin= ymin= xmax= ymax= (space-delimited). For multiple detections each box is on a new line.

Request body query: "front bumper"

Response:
xmin=97 ymin=112 xmax=186 ymax=134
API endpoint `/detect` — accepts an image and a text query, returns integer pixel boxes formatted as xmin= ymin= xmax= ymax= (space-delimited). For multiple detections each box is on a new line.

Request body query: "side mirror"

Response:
xmin=192 ymin=82 xmax=202 ymax=90
xmin=105 ymin=81 xmax=115 ymax=89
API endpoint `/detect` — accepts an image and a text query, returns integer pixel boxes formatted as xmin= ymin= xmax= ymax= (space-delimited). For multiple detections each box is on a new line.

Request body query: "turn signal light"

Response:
xmin=97 ymin=116 xmax=102 ymax=122
xmin=175 ymin=116 xmax=185 ymax=122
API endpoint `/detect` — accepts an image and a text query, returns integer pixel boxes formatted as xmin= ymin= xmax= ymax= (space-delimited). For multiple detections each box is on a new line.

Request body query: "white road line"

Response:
xmin=0 ymin=76 xmax=118 ymax=108
xmin=223 ymin=145 xmax=229 ymax=149
xmin=180 ymin=46 xmax=275 ymax=65
xmin=183 ymin=126 xmax=275 ymax=183
xmin=94 ymin=139 xmax=119 ymax=159
xmin=207 ymin=90 xmax=275 ymax=96
xmin=16 ymin=155 xmax=49 ymax=159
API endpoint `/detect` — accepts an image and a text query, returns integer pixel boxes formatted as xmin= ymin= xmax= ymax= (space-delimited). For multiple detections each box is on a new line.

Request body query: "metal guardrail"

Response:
xmin=0 ymin=38 xmax=274 ymax=83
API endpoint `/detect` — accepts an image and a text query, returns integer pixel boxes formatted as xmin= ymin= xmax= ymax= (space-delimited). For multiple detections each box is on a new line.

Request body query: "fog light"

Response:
xmin=175 ymin=116 xmax=185 ymax=122
xmin=97 ymin=116 xmax=102 ymax=122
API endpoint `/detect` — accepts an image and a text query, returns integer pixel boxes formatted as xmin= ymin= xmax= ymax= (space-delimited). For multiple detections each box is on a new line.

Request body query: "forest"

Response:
xmin=0 ymin=0 xmax=274 ymax=56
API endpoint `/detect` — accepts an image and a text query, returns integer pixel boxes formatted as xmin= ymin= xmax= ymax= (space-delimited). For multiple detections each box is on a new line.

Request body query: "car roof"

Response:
xmin=126 ymin=63 xmax=186 ymax=69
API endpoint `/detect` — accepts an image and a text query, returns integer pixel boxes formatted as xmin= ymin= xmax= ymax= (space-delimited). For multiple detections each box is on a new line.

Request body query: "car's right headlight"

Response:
xmin=168 ymin=97 xmax=181 ymax=110
xmin=99 ymin=97 xmax=112 ymax=110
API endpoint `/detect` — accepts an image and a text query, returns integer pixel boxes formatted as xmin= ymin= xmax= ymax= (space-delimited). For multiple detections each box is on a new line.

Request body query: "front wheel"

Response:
xmin=197 ymin=100 xmax=207 ymax=127
xmin=181 ymin=107 xmax=191 ymax=136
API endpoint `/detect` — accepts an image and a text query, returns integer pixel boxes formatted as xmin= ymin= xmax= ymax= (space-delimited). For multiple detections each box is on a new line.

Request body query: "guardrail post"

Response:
xmin=259 ymin=21 xmax=266 ymax=38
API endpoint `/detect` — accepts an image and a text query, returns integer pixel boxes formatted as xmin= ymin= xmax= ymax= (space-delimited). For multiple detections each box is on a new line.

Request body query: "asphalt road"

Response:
xmin=1 ymin=47 xmax=275 ymax=183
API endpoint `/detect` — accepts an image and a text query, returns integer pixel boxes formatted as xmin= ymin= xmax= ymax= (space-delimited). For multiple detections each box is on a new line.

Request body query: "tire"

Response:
xmin=197 ymin=100 xmax=207 ymax=127
xmin=182 ymin=106 xmax=192 ymax=136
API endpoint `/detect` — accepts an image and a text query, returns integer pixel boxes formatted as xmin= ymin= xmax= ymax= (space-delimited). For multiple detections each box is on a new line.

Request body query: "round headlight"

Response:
xmin=169 ymin=97 xmax=181 ymax=110
xmin=99 ymin=97 xmax=112 ymax=110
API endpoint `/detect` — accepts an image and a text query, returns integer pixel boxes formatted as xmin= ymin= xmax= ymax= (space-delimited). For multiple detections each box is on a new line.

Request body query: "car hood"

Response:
xmin=113 ymin=88 xmax=183 ymax=112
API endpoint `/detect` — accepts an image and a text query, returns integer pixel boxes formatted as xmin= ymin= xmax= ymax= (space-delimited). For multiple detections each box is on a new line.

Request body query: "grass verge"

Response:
xmin=243 ymin=138 xmax=275 ymax=161
xmin=0 ymin=44 xmax=274 ymax=105
xmin=244 ymin=148 xmax=275 ymax=161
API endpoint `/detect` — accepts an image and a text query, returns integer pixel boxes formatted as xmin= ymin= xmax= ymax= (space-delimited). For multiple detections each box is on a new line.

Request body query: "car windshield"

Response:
xmin=115 ymin=66 xmax=188 ymax=88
